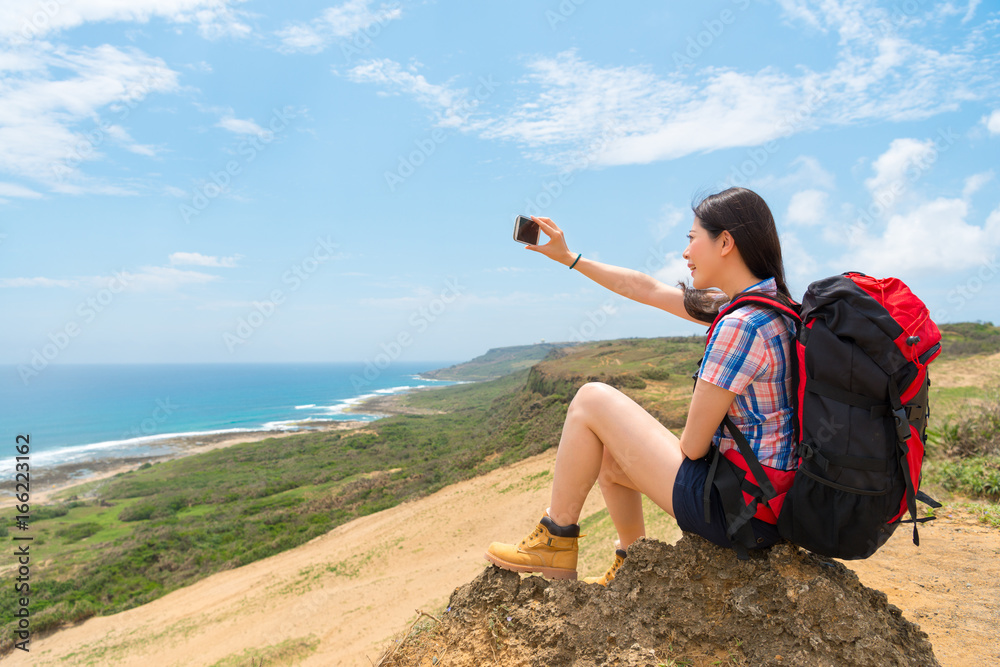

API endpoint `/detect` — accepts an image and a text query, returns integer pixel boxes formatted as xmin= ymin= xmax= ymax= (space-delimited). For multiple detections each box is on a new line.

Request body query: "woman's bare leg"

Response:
xmin=547 ymin=382 xmax=687 ymax=543
xmin=597 ymin=447 xmax=645 ymax=549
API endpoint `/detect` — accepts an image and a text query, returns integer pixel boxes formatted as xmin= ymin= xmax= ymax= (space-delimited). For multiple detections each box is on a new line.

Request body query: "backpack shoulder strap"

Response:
xmin=705 ymin=292 xmax=802 ymax=344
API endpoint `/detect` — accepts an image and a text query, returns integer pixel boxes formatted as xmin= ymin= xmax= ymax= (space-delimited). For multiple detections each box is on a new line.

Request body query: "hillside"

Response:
xmin=5 ymin=328 xmax=1000 ymax=664
xmin=420 ymin=342 xmax=572 ymax=381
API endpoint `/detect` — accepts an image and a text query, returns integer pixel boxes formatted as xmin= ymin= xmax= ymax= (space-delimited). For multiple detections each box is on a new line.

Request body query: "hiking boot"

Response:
xmin=583 ymin=548 xmax=627 ymax=586
xmin=484 ymin=516 xmax=581 ymax=580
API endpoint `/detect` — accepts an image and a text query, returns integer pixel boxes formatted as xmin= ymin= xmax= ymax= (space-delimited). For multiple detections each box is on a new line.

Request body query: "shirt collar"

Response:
xmin=718 ymin=277 xmax=778 ymax=310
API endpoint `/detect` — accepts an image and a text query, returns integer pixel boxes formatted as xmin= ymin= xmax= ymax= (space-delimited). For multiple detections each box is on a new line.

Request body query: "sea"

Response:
xmin=0 ymin=362 xmax=459 ymax=476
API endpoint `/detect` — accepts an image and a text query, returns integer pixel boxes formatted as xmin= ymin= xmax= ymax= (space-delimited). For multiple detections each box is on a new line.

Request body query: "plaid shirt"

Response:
xmin=698 ymin=278 xmax=797 ymax=471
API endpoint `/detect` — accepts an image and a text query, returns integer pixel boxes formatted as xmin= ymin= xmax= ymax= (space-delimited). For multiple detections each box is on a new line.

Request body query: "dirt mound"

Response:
xmin=381 ymin=535 xmax=938 ymax=667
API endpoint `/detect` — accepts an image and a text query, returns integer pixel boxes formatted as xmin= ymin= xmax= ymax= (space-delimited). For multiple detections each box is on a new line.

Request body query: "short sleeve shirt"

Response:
xmin=698 ymin=278 xmax=796 ymax=471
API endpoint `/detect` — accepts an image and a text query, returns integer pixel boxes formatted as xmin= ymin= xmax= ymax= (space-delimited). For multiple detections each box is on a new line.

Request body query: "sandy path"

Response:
xmin=16 ymin=448 xmax=1000 ymax=666
xmin=18 ymin=449 xmax=606 ymax=666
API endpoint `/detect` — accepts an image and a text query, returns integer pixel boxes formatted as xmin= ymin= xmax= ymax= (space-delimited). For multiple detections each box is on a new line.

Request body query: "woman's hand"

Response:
xmin=526 ymin=216 xmax=577 ymax=267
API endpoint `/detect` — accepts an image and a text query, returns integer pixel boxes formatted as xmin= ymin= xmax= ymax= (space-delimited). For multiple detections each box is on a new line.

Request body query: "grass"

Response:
xmin=209 ymin=635 xmax=320 ymax=666
xmin=938 ymin=322 xmax=1000 ymax=358
xmin=3 ymin=326 xmax=998 ymax=657
xmin=0 ymin=362 xmax=592 ymax=655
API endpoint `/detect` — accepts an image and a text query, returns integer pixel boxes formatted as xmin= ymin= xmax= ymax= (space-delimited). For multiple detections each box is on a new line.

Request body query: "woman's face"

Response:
xmin=682 ymin=218 xmax=725 ymax=290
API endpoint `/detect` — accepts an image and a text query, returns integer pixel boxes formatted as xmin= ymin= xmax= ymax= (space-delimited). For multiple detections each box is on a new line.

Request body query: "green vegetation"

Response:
xmin=209 ymin=635 xmax=320 ymax=667
xmin=938 ymin=321 xmax=1000 ymax=358
xmin=926 ymin=386 xmax=1000 ymax=502
xmin=421 ymin=342 xmax=570 ymax=381
xmin=3 ymin=325 xmax=997 ymax=656
xmin=931 ymin=457 xmax=1000 ymax=501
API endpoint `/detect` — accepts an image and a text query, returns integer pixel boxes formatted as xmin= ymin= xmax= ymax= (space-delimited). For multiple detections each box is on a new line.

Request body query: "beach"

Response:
xmin=28 ymin=385 xmax=442 ymax=504
xmin=28 ymin=420 xmax=372 ymax=504
xmin=6 ymin=363 xmax=457 ymax=505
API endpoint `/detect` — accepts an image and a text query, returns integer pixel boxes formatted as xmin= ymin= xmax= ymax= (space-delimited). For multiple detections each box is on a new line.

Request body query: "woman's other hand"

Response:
xmin=526 ymin=216 xmax=577 ymax=267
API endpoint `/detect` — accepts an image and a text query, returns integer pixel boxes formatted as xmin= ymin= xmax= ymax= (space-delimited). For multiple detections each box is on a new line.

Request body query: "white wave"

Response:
xmin=0 ymin=425 xmax=296 ymax=475
xmin=295 ymin=404 xmax=317 ymax=409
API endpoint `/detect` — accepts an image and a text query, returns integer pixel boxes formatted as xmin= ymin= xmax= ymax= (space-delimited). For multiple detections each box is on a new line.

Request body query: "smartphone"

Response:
xmin=513 ymin=215 xmax=540 ymax=245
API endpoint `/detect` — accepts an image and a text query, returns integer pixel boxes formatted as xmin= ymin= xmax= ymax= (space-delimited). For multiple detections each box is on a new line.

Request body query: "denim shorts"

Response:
xmin=672 ymin=455 xmax=781 ymax=551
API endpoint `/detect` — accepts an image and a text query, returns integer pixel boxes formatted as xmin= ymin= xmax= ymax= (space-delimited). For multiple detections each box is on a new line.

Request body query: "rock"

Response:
xmin=382 ymin=535 xmax=938 ymax=666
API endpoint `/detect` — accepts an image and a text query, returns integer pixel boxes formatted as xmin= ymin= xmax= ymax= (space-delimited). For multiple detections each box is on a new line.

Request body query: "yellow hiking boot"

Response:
xmin=484 ymin=516 xmax=581 ymax=580
xmin=583 ymin=548 xmax=627 ymax=586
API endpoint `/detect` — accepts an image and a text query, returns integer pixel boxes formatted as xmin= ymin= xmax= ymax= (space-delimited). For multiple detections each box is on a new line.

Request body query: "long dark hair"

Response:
xmin=681 ymin=187 xmax=792 ymax=324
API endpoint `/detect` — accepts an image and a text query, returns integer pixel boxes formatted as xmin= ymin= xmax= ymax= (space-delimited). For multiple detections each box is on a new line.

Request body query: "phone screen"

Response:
xmin=513 ymin=215 xmax=540 ymax=245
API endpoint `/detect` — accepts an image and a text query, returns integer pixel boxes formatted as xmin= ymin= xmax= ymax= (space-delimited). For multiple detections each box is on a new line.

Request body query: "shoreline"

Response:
xmin=27 ymin=420 xmax=370 ymax=505
xmin=343 ymin=385 xmax=448 ymax=417
xmin=26 ymin=382 xmax=455 ymax=505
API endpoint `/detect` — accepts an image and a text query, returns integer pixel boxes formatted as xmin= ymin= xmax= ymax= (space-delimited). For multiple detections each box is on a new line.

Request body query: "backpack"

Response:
xmin=701 ymin=272 xmax=942 ymax=560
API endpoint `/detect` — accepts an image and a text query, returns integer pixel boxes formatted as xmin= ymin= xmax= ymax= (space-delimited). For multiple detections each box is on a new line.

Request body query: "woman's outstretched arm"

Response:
xmin=527 ymin=216 xmax=707 ymax=325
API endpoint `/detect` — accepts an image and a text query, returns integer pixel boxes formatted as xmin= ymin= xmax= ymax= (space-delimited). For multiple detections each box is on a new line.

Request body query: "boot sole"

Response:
xmin=483 ymin=551 xmax=578 ymax=580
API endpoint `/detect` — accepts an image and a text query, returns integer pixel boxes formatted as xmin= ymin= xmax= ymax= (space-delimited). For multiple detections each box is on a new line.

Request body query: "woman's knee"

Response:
xmin=569 ymin=381 xmax=619 ymax=415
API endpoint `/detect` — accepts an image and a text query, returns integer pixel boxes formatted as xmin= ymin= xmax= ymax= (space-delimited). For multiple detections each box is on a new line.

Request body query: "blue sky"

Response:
xmin=2 ymin=0 xmax=999 ymax=373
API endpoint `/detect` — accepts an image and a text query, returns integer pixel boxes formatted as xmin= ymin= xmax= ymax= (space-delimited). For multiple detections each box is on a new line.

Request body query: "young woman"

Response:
xmin=484 ymin=187 xmax=798 ymax=585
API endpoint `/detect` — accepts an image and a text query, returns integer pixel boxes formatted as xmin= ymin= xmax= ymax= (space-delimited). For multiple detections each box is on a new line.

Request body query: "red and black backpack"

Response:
xmin=701 ymin=272 xmax=942 ymax=560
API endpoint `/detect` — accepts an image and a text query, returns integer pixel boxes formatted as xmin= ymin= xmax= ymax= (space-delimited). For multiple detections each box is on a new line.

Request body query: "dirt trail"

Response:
xmin=17 ymin=448 xmax=1000 ymax=666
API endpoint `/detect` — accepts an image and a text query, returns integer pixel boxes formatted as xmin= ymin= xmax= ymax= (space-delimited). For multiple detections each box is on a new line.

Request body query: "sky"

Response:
xmin=2 ymin=0 xmax=999 ymax=374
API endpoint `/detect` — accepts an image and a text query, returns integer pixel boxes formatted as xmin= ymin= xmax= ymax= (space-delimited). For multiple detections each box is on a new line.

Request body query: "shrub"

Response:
xmin=33 ymin=505 xmax=70 ymax=520
xmin=119 ymin=503 xmax=157 ymax=522
xmin=55 ymin=522 xmax=101 ymax=542
xmin=935 ymin=388 xmax=1000 ymax=458
xmin=935 ymin=457 xmax=1000 ymax=501
xmin=639 ymin=368 xmax=671 ymax=381
xmin=606 ymin=373 xmax=647 ymax=390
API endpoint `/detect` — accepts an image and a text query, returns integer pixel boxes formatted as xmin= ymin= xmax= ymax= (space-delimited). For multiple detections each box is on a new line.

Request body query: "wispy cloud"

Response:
xmin=275 ymin=0 xmax=402 ymax=54
xmin=216 ymin=116 xmax=266 ymax=135
xmin=0 ymin=182 xmax=43 ymax=199
xmin=985 ymin=110 xmax=1000 ymax=135
xmin=341 ymin=1 xmax=995 ymax=169
xmin=342 ymin=58 xmax=487 ymax=129
xmin=785 ymin=190 xmax=829 ymax=227
xmin=0 ymin=264 xmax=221 ymax=291
xmin=169 ymin=252 xmax=242 ymax=267
xmin=0 ymin=0 xmax=251 ymax=44
xmin=0 ymin=43 xmax=179 ymax=190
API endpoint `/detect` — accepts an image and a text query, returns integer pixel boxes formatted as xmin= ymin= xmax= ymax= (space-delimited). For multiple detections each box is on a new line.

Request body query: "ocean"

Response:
xmin=0 ymin=362 xmax=458 ymax=473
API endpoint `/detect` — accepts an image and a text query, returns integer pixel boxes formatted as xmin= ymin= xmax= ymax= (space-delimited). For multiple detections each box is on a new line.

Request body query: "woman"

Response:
xmin=484 ymin=187 xmax=798 ymax=585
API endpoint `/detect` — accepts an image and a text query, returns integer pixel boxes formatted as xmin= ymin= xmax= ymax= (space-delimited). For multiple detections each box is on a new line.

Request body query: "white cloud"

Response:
xmin=0 ymin=182 xmax=43 ymax=198
xmin=119 ymin=266 xmax=220 ymax=291
xmin=376 ymin=2 xmax=984 ymax=169
xmin=845 ymin=198 xmax=1000 ymax=275
xmin=963 ymin=171 xmax=994 ymax=199
xmin=748 ymin=156 xmax=837 ymax=192
xmin=343 ymin=59 xmax=483 ymax=128
xmin=650 ymin=205 xmax=687 ymax=243
xmin=0 ymin=264 xmax=220 ymax=290
xmin=984 ymin=110 xmax=1000 ymax=135
xmin=786 ymin=190 xmax=829 ymax=226
xmin=169 ymin=252 xmax=242 ymax=267
xmin=779 ymin=230 xmax=820 ymax=288
xmin=276 ymin=0 xmax=402 ymax=54
xmin=963 ymin=0 xmax=982 ymax=24
xmin=0 ymin=0 xmax=251 ymax=44
xmin=470 ymin=29 xmax=979 ymax=168
xmin=0 ymin=276 xmax=79 ymax=288
xmin=652 ymin=252 xmax=691 ymax=286
xmin=216 ymin=116 xmax=266 ymax=135
xmin=0 ymin=43 xmax=179 ymax=188
xmin=864 ymin=138 xmax=936 ymax=200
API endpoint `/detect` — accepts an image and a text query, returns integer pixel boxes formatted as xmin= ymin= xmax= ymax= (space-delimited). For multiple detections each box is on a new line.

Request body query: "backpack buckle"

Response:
xmin=798 ymin=441 xmax=815 ymax=461
xmin=892 ymin=407 xmax=911 ymax=443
